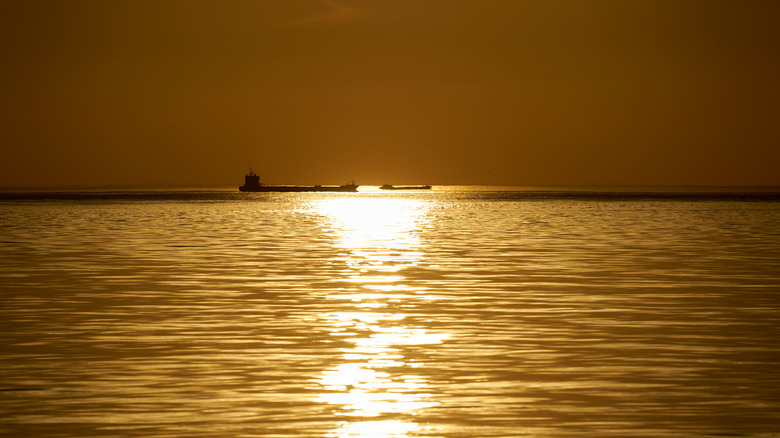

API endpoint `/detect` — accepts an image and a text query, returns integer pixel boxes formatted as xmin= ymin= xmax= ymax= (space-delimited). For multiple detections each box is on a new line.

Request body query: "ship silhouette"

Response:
xmin=380 ymin=184 xmax=432 ymax=190
xmin=239 ymin=170 xmax=358 ymax=192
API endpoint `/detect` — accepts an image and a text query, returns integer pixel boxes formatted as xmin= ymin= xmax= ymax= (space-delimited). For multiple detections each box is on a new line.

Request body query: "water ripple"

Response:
xmin=1 ymin=192 xmax=779 ymax=437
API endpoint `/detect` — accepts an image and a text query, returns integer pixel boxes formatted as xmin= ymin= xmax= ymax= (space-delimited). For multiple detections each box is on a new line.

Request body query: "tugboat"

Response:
xmin=239 ymin=170 xmax=358 ymax=192
xmin=379 ymin=184 xmax=432 ymax=190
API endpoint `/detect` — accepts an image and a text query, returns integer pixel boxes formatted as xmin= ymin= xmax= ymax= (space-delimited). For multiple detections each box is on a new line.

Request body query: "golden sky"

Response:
xmin=2 ymin=0 xmax=779 ymax=188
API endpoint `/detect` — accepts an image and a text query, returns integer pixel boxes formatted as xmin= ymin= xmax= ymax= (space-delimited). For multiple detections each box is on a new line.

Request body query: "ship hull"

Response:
xmin=379 ymin=185 xmax=431 ymax=190
xmin=239 ymin=185 xmax=358 ymax=192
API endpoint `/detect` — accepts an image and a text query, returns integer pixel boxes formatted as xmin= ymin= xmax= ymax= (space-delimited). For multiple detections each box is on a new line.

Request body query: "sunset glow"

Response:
xmin=2 ymin=1 xmax=779 ymax=188
xmin=2 ymin=2 xmax=780 ymax=438
xmin=309 ymin=196 xmax=446 ymax=436
xmin=310 ymin=197 xmax=431 ymax=272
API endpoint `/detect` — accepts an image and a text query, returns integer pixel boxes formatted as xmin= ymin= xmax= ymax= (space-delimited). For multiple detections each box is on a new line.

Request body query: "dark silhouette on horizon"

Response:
xmin=380 ymin=184 xmax=432 ymax=190
xmin=239 ymin=170 xmax=358 ymax=192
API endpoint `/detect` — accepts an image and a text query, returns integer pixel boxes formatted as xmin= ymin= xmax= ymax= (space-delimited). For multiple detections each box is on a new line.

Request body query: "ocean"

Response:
xmin=1 ymin=186 xmax=779 ymax=437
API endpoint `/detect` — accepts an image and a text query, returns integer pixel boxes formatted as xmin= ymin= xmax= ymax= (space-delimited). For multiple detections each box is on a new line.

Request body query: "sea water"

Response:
xmin=1 ymin=186 xmax=779 ymax=437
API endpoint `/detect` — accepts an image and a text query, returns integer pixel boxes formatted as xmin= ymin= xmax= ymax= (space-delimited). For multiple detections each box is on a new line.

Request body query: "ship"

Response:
xmin=239 ymin=170 xmax=358 ymax=192
xmin=379 ymin=184 xmax=432 ymax=190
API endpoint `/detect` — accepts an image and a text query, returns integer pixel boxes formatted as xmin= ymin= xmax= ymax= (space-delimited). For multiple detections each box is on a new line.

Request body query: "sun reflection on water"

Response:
xmin=327 ymin=420 xmax=427 ymax=438
xmin=307 ymin=197 xmax=445 ymax=437
xmin=312 ymin=198 xmax=430 ymax=272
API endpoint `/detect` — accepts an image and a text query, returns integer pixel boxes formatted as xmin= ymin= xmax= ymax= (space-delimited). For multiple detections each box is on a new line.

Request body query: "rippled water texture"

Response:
xmin=1 ymin=187 xmax=779 ymax=437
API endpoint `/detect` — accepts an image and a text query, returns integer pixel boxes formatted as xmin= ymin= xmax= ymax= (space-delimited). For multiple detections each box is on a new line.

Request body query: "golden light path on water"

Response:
xmin=306 ymin=197 xmax=446 ymax=438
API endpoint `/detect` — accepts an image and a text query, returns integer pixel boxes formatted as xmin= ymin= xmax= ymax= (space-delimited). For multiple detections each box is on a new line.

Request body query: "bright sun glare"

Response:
xmin=313 ymin=197 xmax=428 ymax=271
xmin=307 ymin=197 xmax=446 ymax=437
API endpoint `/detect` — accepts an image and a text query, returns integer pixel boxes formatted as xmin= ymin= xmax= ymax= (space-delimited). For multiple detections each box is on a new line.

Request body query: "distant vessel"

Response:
xmin=380 ymin=184 xmax=432 ymax=190
xmin=239 ymin=170 xmax=358 ymax=192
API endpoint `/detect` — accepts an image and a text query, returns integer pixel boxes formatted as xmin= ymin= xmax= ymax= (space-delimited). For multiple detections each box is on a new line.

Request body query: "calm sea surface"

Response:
xmin=1 ymin=186 xmax=779 ymax=437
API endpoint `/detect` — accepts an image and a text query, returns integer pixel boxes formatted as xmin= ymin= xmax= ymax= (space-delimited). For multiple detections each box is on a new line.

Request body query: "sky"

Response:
xmin=2 ymin=0 xmax=779 ymax=188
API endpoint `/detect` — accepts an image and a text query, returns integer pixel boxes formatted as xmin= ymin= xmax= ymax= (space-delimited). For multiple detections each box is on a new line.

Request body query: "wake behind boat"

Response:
xmin=239 ymin=170 xmax=358 ymax=192
xmin=380 ymin=184 xmax=432 ymax=190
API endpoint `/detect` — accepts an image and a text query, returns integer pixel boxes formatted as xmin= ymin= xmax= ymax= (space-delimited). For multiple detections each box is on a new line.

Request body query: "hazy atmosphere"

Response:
xmin=2 ymin=0 xmax=779 ymax=188
xmin=3 ymin=4 xmax=780 ymax=435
